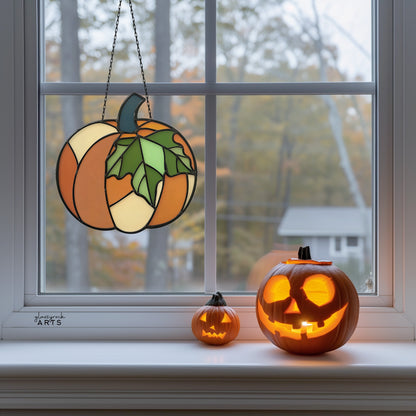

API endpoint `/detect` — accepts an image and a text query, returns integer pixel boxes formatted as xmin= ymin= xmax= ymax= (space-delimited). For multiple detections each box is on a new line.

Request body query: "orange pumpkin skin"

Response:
xmin=192 ymin=292 xmax=240 ymax=345
xmin=56 ymin=95 xmax=197 ymax=233
xmin=256 ymin=247 xmax=359 ymax=355
xmin=57 ymin=129 xmax=120 ymax=230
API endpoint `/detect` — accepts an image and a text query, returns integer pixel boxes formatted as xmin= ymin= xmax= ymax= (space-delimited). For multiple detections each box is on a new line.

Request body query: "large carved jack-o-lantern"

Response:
xmin=192 ymin=292 xmax=240 ymax=345
xmin=256 ymin=247 xmax=359 ymax=355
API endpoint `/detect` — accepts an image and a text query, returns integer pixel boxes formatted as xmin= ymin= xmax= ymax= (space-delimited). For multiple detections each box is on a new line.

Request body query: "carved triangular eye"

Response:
xmin=200 ymin=312 xmax=207 ymax=322
xmin=221 ymin=313 xmax=232 ymax=323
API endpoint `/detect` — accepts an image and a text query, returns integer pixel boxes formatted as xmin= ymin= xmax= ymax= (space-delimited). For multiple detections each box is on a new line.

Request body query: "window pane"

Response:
xmin=43 ymin=0 xmax=205 ymax=83
xmin=43 ymin=95 xmax=204 ymax=293
xmin=216 ymin=95 xmax=373 ymax=294
xmin=217 ymin=0 xmax=372 ymax=82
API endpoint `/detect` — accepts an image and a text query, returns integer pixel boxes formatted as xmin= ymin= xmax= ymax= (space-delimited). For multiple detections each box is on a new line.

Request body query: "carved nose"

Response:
xmin=285 ymin=298 xmax=301 ymax=314
xmin=210 ymin=325 xmax=215 ymax=330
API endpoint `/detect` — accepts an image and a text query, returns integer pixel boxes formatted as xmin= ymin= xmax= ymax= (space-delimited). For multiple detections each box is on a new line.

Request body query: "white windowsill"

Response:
xmin=1 ymin=340 xmax=416 ymax=414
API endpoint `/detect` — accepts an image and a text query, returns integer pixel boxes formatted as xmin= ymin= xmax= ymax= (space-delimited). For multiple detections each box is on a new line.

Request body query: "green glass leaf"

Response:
xmin=115 ymin=137 xmax=136 ymax=146
xmin=105 ymin=129 xmax=195 ymax=207
xmin=107 ymin=159 xmax=122 ymax=177
xmin=141 ymin=139 xmax=165 ymax=174
xmin=132 ymin=163 xmax=145 ymax=192
xmin=179 ymin=155 xmax=192 ymax=170
xmin=119 ymin=139 xmax=142 ymax=178
xmin=106 ymin=144 xmax=129 ymax=175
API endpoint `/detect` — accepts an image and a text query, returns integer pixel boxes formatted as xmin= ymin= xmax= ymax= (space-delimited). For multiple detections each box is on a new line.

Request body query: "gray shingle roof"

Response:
xmin=278 ymin=206 xmax=371 ymax=237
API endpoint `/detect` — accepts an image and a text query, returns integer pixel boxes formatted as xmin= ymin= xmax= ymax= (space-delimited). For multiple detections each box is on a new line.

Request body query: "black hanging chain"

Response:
xmin=102 ymin=0 xmax=122 ymax=120
xmin=102 ymin=0 xmax=152 ymax=120
xmin=128 ymin=0 xmax=152 ymax=119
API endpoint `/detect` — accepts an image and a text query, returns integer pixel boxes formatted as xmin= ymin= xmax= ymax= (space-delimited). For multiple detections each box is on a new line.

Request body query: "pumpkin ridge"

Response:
xmin=72 ymin=135 xmax=117 ymax=229
xmin=56 ymin=143 xmax=79 ymax=219
xmin=147 ymin=174 xmax=187 ymax=227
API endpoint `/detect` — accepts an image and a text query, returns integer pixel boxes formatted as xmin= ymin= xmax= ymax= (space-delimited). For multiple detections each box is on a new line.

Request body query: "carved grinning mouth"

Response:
xmin=202 ymin=330 xmax=226 ymax=339
xmin=257 ymin=301 xmax=348 ymax=341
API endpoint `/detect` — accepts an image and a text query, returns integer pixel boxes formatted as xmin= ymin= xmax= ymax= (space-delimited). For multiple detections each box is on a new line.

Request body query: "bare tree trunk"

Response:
xmin=350 ymin=94 xmax=372 ymax=157
xmin=59 ymin=0 xmax=89 ymax=291
xmin=311 ymin=0 xmax=370 ymax=266
xmin=311 ymin=0 xmax=366 ymax=210
xmin=145 ymin=0 xmax=171 ymax=290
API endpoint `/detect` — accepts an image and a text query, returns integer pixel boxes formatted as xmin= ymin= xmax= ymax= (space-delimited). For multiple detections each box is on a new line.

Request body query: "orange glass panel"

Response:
xmin=140 ymin=121 xmax=170 ymax=131
xmin=57 ymin=144 xmax=78 ymax=218
xmin=73 ymin=135 xmax=115 ymax=229
xmin=106 ymin=175 xmax=133 ymax=206
xmin=148 ymin=174 xmax=188 ymax=226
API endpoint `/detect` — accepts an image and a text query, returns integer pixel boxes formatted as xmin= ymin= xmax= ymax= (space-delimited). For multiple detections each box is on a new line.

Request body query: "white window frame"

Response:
xmin=1 ymin=0 xmax=415 ymax=341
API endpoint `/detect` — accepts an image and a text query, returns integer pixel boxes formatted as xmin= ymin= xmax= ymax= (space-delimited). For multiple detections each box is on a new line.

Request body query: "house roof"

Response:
xmin=278 ymin=207 xmax=372 ymax=237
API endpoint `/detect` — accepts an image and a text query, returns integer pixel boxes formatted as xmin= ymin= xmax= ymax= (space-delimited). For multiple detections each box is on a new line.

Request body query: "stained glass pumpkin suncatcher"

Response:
xmin=56 ymin=93 xmax=197 ymax=233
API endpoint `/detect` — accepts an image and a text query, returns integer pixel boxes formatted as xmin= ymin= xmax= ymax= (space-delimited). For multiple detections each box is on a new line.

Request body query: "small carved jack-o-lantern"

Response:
xmin=192 ymin=292 xmax=240 ymax=345
xmin=256 ymin=247 xmax=359 ymax=355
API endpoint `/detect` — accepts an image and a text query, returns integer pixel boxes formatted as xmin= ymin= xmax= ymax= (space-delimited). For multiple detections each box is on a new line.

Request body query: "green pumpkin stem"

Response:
xmin=117 ymin=93 xmax=146 ymax=134
xmin=298 ymin=246 xmax=312 ymax=260
xmin=206 ymin=291 xmax=227 ymax=306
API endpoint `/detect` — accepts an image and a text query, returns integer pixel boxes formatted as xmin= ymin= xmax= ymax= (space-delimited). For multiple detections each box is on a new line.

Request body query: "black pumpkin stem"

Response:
xmin=206 ymin=291 xmax=227 ymax=306
xmin=298 ymin=246 xmax=312 ymax=260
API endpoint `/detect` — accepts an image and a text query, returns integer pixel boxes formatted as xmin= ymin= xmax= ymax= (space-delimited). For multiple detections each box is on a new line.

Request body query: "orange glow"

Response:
xmin=221 ymin=313 xmax=232 ymax=323
xmin=302 ymin=274 xmax=336 ymax=306
xmin=285 ymin=298 xmax=301 ymax=314
xmin=263 ymin=275 xmax=291 ymax=303
xmin=200 ymin=313 xmax=207 ymax=322
xmin=257 ymin=300 xmax=348 ymax=341
xmin=202 ymin=330 xmax=226 ymax=339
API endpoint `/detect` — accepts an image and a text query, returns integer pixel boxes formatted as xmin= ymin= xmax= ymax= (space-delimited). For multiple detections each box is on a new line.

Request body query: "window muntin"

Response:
xmin=41 ymin=0 xmax=374 ymax=297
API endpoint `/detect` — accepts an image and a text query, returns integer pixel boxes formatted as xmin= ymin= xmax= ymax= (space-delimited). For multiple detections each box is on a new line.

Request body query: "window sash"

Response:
xmin=26 ymin=0 xmax=391 ymax=310
xmin=2 ymin=0 xmax=411 ymax=341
